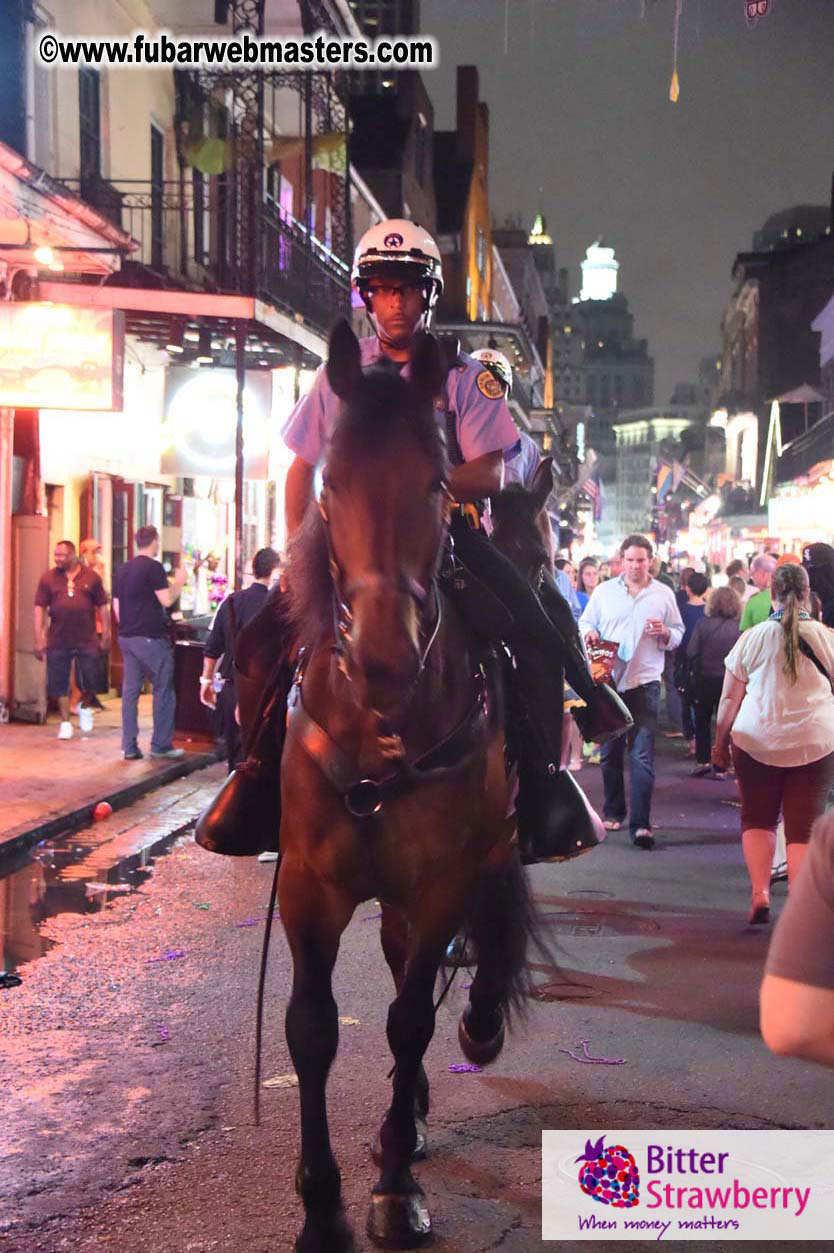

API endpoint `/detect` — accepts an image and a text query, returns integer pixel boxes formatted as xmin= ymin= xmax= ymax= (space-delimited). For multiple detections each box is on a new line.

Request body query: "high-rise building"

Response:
xmin=348 ymin=1 xmax=420 ymax=91
xmin=348 ymin=0 xmax=435 ymax=229
xmin=527 ymin=212 xmax=557 ymax=296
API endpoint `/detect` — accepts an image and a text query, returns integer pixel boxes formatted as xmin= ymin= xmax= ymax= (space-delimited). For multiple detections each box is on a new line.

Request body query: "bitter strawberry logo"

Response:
xmin=576 ymin=1135 xmax=640 ymax=1208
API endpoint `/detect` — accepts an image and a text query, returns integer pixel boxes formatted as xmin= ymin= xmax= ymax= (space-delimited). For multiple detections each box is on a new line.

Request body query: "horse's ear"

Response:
xmin=530 ymin=456 xmax=554 ymax=513
xmin=326 ymin=318 xmax=362 ymax=400
xmin=410 ymin=332 xmax=445 ymax=405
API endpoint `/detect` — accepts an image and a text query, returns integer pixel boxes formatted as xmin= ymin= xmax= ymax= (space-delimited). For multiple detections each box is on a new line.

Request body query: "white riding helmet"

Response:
xmin=352 ymin=219 xmax=444 ymax=317
xmin=470 ymin=347 xmax=513 ymax=395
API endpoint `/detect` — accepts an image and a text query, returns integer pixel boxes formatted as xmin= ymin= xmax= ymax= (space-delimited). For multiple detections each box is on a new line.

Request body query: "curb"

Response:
xmin=0 ymin=748 xmax=223 ymax=866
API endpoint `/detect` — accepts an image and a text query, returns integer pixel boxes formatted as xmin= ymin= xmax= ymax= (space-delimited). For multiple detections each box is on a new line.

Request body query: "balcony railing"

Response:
xmin=259 ymin=194 xmax=350 ymax=331
xmin=60 ymin=175 xmax=350 ymax=337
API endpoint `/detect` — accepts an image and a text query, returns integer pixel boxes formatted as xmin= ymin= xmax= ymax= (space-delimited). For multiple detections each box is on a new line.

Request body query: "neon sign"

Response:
xmin=0 ymin=304 xmax=124 ymax=410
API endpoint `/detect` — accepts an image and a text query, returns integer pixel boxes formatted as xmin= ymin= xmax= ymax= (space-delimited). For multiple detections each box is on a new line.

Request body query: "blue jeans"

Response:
xmin=600 ymin=680 xmax=660 ymax=837
xmin=119 ymin=635 xmax=176 ymax=754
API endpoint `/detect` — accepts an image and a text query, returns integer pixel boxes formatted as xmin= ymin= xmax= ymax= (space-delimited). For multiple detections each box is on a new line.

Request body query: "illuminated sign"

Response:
xmin=0 ymin=303 xmax=124 ymax=410
xmin=161 ymin=367 xmax=272 ymax=479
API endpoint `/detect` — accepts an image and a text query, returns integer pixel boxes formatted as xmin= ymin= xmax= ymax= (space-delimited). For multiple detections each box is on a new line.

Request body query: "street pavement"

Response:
xmin=0 ymin=695 xmax=218 ymax=858
xmin=0 ymin=732 xmax=831 ymax=1252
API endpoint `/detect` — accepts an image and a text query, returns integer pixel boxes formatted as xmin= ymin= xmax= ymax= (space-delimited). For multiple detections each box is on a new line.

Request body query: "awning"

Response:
xmin=0 ymin=140 xmax=135 ymax=276
xmin=773 ymin=383 xmax=824 ymax=405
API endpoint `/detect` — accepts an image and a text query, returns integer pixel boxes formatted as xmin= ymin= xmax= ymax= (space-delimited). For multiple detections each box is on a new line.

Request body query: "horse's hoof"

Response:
xmin=458 ymin=1006 xmax=505 ymax=1065
xmin=366 ymin=1189 xmax=432 ymax=1249
xmin=295 ymin=1210 xmax=356 ymax=1253
xmin=371 ymin=1118 xmax=428 ymax=1167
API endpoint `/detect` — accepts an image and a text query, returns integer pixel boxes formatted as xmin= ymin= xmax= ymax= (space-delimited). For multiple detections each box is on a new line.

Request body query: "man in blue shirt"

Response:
xmin=580 ymin=533 xmax=684 ymax=849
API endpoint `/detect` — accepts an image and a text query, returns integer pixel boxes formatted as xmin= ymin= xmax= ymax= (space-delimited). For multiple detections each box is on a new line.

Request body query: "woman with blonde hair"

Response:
xmin=712 ymin=563 xmax=834 ymax=924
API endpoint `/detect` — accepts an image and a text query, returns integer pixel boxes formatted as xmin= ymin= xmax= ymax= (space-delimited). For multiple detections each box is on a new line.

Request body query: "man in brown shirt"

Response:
xmin=34 ymin=539 xmax=110 ymax=740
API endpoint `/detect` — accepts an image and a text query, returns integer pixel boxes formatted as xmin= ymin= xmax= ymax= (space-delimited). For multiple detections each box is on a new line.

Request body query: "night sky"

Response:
xmin=421 ymin=0 xmax=834 ymax=404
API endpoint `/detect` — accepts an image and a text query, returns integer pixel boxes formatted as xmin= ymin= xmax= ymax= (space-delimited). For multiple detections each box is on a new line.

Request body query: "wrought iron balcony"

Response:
xmin=259 ymin=193 xmax=350 ymax=331
xmin=60 ymin=175 xmax=350 ymax=337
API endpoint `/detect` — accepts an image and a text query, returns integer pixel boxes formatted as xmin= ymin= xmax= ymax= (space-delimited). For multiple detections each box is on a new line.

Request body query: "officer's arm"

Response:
xmin=285 ymin=455 xmax=316 ymax=538
xmin=449 ymin=450 xmax=503 ymax=503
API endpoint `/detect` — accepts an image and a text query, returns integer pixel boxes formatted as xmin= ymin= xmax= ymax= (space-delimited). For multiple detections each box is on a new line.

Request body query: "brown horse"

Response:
xmin=278 ymin=320 xmax=538 ymax=1251
xmin=490 ymin=459 xmax=555 ymax=586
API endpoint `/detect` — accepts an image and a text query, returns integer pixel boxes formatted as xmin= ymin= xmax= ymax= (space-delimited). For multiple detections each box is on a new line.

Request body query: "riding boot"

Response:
xmin=195 ymin=593 xmax=293 ymax=857
xmin=508 ymin=652 xmax=603 ymax=863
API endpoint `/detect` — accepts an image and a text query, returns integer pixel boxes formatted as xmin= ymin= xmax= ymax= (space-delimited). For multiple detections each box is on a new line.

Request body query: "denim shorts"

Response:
xmin=46 ymin=647 xmax=101 ymax=698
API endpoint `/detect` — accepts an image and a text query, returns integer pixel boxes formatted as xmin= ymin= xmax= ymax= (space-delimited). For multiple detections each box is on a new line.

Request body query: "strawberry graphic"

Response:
xmin=576 ymin=1135 xmax=640 ymax=1208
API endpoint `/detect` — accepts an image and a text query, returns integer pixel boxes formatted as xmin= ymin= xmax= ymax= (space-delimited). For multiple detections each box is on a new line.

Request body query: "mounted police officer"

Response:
xmin=197 ymin=219 xmax=628 ymax=861
xmin=283 ymin=221 xmax=517 ymax=538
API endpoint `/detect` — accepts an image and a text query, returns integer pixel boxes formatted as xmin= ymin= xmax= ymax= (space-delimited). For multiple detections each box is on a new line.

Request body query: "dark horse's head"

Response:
xmin=288 ymin=318 xmax=449 ymax=723
xmin=490 ymin=458 xmax=555 ymax=585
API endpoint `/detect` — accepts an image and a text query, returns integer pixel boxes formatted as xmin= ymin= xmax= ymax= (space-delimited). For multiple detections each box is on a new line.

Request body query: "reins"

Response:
xmin=254 ymin=851 xmax=281 ymax=1126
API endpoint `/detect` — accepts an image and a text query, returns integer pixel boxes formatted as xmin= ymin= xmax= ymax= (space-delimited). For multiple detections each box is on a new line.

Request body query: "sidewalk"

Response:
xmin=0 ymin=694 xmax=220 ymax=860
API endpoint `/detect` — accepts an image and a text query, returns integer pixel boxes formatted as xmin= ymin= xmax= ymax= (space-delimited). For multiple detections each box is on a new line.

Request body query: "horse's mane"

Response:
xmin=286 ymin=503 xmax=332 ymax=650
xmin=286 ymin=366 xmax=448 ymax=650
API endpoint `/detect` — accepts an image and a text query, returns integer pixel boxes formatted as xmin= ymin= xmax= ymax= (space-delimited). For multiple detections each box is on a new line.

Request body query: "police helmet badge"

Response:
xmin=476 ymin=369 xmax=504 ymax=400
xmin=384 ymin=232 xmax=404 ymax=248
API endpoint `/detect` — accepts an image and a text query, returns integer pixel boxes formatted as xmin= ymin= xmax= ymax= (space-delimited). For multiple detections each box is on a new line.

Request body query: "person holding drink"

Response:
xmin=579 ymin=534 xmax=684 ymax=849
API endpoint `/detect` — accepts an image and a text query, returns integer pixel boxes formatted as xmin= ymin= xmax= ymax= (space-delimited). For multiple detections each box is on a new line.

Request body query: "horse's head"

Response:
xmin=318 ymin=318 xmax=450 ymax=722
xmin=490 ymin=458 xmax=555 ymax=585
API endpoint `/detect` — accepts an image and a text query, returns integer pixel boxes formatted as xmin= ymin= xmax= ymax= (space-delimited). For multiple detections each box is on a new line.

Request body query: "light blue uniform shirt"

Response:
xmin=281 ymin=335 xmax=520 ymax=468
xmin=578 ymin=575 xmax=684 ymax=692
xmin=504 ymin=430 xmax=542 ymax=488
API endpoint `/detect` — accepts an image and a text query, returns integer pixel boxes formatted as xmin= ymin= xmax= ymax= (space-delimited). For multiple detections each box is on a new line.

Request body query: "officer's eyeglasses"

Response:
xmin=367 ymin=283 xmax=422 ymax=300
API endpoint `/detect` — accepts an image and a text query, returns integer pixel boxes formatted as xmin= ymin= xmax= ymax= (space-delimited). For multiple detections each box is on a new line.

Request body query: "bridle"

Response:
xmin=286 ymin=482 xmax=492 ymax=821
xmin=317 ymin=486 xmax=450 ymax=701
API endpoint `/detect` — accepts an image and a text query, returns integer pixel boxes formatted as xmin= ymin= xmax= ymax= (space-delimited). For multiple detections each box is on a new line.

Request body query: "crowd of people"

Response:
xmin=552 ymin=539 xmax=834 ymax=948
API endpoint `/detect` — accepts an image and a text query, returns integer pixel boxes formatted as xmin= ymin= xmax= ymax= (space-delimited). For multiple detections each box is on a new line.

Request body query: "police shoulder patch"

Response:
xmin=476 ymin=369 xmax=503 ymax=399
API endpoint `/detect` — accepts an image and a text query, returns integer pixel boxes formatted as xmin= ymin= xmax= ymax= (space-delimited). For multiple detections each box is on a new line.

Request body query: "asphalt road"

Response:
xmin=1 ymin=740 xmax=832 ymax=1252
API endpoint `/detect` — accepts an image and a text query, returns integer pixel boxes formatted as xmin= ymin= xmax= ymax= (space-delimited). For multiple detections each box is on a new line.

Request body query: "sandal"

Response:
xmin=602 ymin=819 xmax=622 ymax=831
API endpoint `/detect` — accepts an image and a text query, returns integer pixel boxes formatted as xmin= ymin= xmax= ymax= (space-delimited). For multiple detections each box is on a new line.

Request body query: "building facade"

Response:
xmin=434 ymin=66 xmax=492 ymax=324
xmin=612 ymin=408 xmax=699 ymax=540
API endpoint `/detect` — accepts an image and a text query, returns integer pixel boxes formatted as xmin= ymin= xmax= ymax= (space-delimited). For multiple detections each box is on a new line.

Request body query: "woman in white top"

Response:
xmin=712 ymin=563 xmax=834 ymax=925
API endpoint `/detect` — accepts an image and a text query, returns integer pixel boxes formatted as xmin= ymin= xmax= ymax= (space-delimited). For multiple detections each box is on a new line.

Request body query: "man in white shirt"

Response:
xmin=579 ymin=533 xmax=684 ymax=848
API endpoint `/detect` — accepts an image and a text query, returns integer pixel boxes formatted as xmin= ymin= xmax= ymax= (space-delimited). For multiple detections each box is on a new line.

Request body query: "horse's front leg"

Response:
xmin=280 ymin=859 xmax=355 ymax=1253
xmin=376 ymin=904 xmax=429 ymax=1164
xmin=367 ymin=941 xmax=444 ymax=1249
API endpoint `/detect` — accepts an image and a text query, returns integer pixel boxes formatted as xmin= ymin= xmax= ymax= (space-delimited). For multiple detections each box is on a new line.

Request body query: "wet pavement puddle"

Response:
xmin=0 ymin=821 xmax=194 ymax=979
